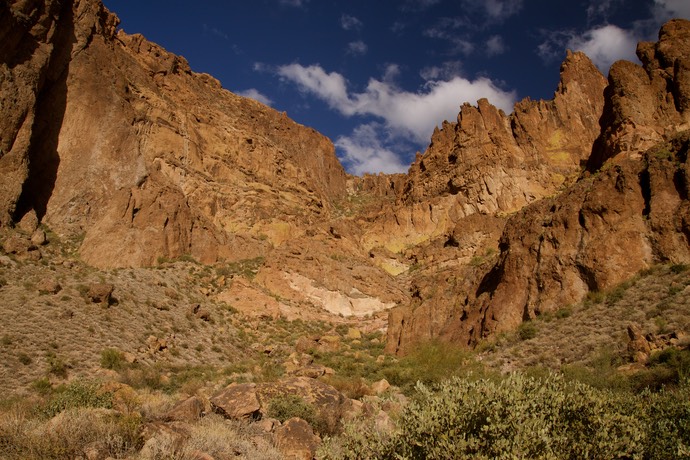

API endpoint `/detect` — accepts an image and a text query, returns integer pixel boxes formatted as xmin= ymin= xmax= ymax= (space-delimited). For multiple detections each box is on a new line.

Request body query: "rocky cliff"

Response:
xmin=387 ymin=19 xmax=690 ymax=353
xmin=1 ymin=0 xmax=347 ymax=268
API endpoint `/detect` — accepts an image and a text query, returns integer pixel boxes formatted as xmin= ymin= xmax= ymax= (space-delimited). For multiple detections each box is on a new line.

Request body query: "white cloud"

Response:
xmin=567 ymin=24 xmax=638 ymax=71
xmin=538 ymin=24 xmax=639 ymax=72
xmin=586 ymin=0 xmax=621 ymax=22
xmin=277 ymin=63 xmax=516 ymax=143
xmin=654 ymin=0 xmax=690 ymax=19
xmin=486 ymin=35 xmax=505 ymax=56
xmin=236 ymin=89 xmax=273 ymax=106
xmin=346 ymin=40 xmax=368 ymax=56
xmin=341 ymin=14 xmax=363 ymax=31
xmin=335 ymin=123 xmax=409 ymax=175
xmin=420 ymin=61 xmax=464 ymax=81
xmin=480 ymin=0 xmax=523 ymax=21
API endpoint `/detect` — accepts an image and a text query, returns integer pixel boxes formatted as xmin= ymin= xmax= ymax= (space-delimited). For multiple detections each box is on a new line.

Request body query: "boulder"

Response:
xmin=370 ymin=379 xmax=390 ymax=395
xmin=88 ymin=283 xmax=114 ymax=304
xmin=30 ymin=229 xmax=47 ymax=246
xmin=164 ymin=396 xmax=205 ymax=423
xmin=211 ymin=383 xmax=261 ymax=420
xmin=37 ymin=277 xmax=61 ymax=294
xmin=146 ymin=335 xmax=168 ymax=354
xmin=627 ymin=324 xmax=652 ymax=363
xmin=274 ymin=417 xmax=320 ymax=460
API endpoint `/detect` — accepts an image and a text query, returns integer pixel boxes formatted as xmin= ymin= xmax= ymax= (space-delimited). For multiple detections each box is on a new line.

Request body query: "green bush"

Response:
xmin=266 ymin=393 xmax=331 ymax=435
xmin=41 ymin=380 xmax=113 ymax=418
xmin=321 ymin=373 xmax=690 ymax=459
xmin=267 ymin=394 xmax=317 ymax=424
xmin=517 ymin=321 xmax=537 ymax=340
xmin=45 ymin=352 xmax=68 ymax=378
xmin=100 ymin=348 xmax=125 ymax=371
xmin=380 ymin=341 xmax=483 ymax=394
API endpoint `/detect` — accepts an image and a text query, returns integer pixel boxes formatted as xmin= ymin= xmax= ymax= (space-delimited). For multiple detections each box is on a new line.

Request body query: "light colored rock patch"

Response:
xmin=285 ymin=272 xmax=395 ymax=317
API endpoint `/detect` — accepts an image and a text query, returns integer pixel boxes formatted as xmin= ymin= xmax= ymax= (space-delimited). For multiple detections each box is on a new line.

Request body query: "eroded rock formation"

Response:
xmin=1 ymin=0 xmax=347 ymax=268
xmin=387 ymin=19 xmax=690 ymax=354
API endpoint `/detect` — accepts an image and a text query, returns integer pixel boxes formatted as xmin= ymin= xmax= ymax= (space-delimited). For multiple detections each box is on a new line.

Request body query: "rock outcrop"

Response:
xmin=1 ymin=0 xmax=347 ymax=268
xmin=362 ymin=51 xmax=607 ymax=254
xmin=387 ymin=19 xmax=690 ymax=353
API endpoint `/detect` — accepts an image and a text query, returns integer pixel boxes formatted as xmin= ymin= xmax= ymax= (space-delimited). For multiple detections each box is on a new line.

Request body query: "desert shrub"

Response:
xmin=643 ymin=385 xmax=690 ymax=459
xmin=45 ymin=352 xmax=68 ymax=378
xmin=142 ymin=414 xmax=282 ymax=460
xmin=670 ymin=263 xmax=689 ymax=274
xmin=321 ymin=375 xmax=371 ymax=400
xmin=584 ymin=290 xmax=606 ymax=306
xmin=119 ymin=364 xmax=165 ymax=391
xmin=517 ymin=321 xmax=538 ymax=340
xmin=561 ymin=349 xmax=630 ymax=392
xmin=392 ymin=374 xmax=644 ymax=459
xmin=321 ymin=373 xmax=655 ymax=460
xmin=380 ymin=341 xmax=483 ymax=394
xmin=100 ymin=348 xmax=125 ymax=371
xmin=31 ymin=378 xmax=52 ymax=395
xmin=0 ymin=406 xmax=141 ymax=459
xmin=267 ymin=394 xmax=317 ymax=424
xmin=41 ymin=379 xmax=113 ymax=418
xmin=16 ymin=353 xmax=32 ymax=365
xmin=631 ymin=347 xmax=690 ymax=391
xmin=555 ymin=307 xmax=572 ymax=319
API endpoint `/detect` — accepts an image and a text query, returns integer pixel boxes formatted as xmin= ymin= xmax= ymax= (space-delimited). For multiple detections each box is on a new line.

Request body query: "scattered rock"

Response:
xmin=274 ymin=417 xmax=320 ymax=460
xmin=88 ymin=283 xmax=114 ymax=304
xmin=139 ymin=421 xmax=192 ymax=458
xmin=371 ymin=379 xmax=390 ymax=395
xmin=18 ymin=211 xmax=39 ymax=234
xmin=164 ymin=396 xmax=205 ymax=423
xmin=37 ymin=277 xmax=62 ymax=294
xmin=30 ymin=229 xmax=47 ymax=246
xmin=256 ymin=417 xmax=277 ymax=433
xmin=211 ymin=383 xmax=261 ymax=420
xmin=0 ymin=255 xmax=15 ymax=267
xmin=146 ymin=335 xmax=168 ymax=353
xmin=256 ymin=376 xmax=348 ymax=434
xmin=317 ymin=335 xmax=341 ymax=352
xmin=2 ymin=236 xmax=34 ymax=255
xmin=189 ymin=303 xmax=212 ymax=321
xmin=295 ymin=336 xmax=317 ymax=354
xmin=627 ymin=324 xmax=652 ymax=363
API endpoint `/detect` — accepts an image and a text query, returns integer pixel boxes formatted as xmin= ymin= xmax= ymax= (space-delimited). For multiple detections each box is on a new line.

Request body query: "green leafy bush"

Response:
xmin=320 ymin=373 xmax=690 ymax=459
xmin=267 ymin=394 xmax=317 ymax=424
xmin=41 ymin=380 xmax=113 ymax=418
xmin=517 ymin=321 xmax=537 ymax=340
xmin=100 ymin=348 xmax=125 ymax=371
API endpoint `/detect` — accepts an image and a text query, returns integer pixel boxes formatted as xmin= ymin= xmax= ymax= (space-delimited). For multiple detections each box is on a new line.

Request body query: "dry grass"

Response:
xmin=0 ymin=406 xmax=141 ymax=459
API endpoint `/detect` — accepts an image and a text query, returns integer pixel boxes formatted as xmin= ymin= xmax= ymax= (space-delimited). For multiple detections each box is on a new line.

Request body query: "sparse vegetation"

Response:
xmin=100 ymin=348 xmax=125 ymax=371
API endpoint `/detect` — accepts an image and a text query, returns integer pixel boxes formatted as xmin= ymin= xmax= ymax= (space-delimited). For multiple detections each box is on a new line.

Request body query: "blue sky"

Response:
xmin=102 ymin=0 xmax=690 ymax=175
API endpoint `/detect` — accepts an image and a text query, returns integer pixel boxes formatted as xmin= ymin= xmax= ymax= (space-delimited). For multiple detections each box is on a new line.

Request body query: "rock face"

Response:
xmin=387 ymin=19 xmax=690 ymax=353
xmin=362 ymin=51 xmax=607 ymax=254
xmin=1 ymin=0 xmax=347 ymax=268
